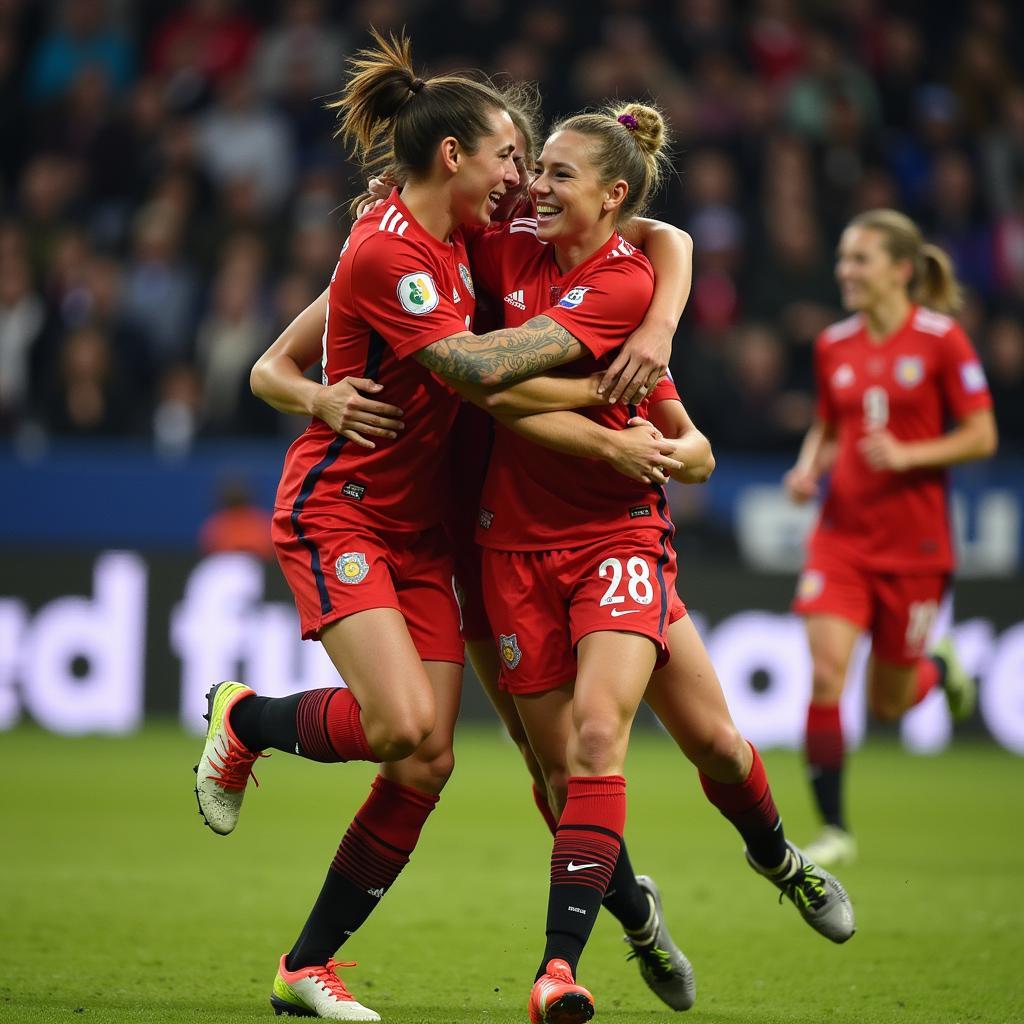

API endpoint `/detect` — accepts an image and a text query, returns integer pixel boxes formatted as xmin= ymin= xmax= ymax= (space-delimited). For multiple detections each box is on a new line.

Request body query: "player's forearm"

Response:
xmin=795 ymin=420 xmax=835 ymax=476
xmin=664 ymin=430 xmax=715 ymax=484
xmin=497 ymin=410 xmax=616 ymax=461
xmin=251 ymin=352 xmax=324 ymax=417
xmin=902 ymin=416 xmax=998 ymax=470
xmin=481 ymin=373 xmax=605 ymax=415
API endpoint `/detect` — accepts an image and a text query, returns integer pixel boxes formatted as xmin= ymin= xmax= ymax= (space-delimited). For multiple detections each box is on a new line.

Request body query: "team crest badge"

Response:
xmin=397 ymin=272 xmax=440 ymax=315
xmin=335 ymin=552 xmax=370 ymax=585
xmin=832 ymin=363 xmax=855 ymax=389
xmin=458 ymin=262 xmax=475 ymax=297
xmin=498 ymin=633 xmax=521 ymax=670
xmin=796 ymin=570 xmax=824 ymax=602
xmin=558 ymin=286 xmax=590 ymax=309
xmin=895 ymin=356 xmax=924 ymax=388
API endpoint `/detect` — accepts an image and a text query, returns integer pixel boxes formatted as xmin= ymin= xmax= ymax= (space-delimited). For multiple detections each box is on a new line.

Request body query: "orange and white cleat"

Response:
xmin=528 ymin=958 xmax=595 ymax=1024
xmin=193 ymin=680 xmax=264 ymax=835
xmin=271 ymin=955 xmax=380 ymax=1021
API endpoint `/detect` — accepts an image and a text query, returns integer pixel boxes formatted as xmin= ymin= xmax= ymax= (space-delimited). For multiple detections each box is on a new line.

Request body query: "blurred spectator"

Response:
xmin=153 ymin=361 xmax=201 ymax=457
xmin=149 ymin=0 xmax=257 ymax=111
xmin=122 ymin=200 xmax=198 ymax=368
xmin=984 ymin=316 xmax=1024 ymax=452
xmin=199 ymin=477 xmax=273 ymax=558
xmin=42 ymin=324 xmax=136 ymax=436
xmin=195 ymin=71 xmax=296 ymax=213
xmin=746 ymin=0 xmax=805 ymax=86
xmin=254 ymin=0 xmax=347 ymax=100
xmin=194 ymin=260 xmax=268 ymax=433
xmin=26 ymin=0 xmax=134 ymax=103
xmin=0 ymin=246 xmax=47 ymax=430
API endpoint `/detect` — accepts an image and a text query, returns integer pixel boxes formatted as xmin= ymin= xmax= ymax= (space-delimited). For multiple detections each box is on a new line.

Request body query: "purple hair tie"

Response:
xmin=618 ymin=113 xmax=638 ymax=130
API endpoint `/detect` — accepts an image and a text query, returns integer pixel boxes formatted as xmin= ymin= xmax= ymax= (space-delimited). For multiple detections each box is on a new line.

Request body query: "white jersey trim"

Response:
xmin=823 ymin=314 xmax=862 ymax=343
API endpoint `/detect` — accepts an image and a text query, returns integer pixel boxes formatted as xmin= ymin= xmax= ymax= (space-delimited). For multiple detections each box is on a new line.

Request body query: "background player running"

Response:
xmin=784 ymin=209 xmax=998 ymax=868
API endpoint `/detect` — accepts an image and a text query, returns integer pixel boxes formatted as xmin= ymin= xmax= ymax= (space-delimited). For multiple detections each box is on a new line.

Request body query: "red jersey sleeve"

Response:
xmin=938 ymin=322 xmax=994 ymax=419
xmin=348 ymin=234 xmax=468 ymax=360
xmin=650 ymin=374 xmax=681 ymax=403
xmin=545 ymin=258 xmax=654 ymax=359
xmin=813 ymin=333 xmax=837 ymax=424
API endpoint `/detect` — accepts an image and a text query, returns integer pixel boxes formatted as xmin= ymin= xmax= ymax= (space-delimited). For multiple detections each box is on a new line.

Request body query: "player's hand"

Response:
xmin=310 ymin=377 xmax=405 ymax=448
xmin=608 ymin=419 xmax=682 ymax=484
xmin=355 ymin=195 xmax=384 ymax=219
xmin=598 ymin=322 xmax=671 ymax=405
xmin=368 ymin=174 xmax=396 ymax=200
xmin=783 ymin=466 xmax=819 ymax=503
xmin=858 ymin=430 xmax=911 ymax=472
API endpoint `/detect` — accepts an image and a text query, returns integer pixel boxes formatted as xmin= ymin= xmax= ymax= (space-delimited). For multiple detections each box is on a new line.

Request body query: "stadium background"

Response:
xmin=2 ymin=4 xmax=1023 ymax=1024
xmin=0 ymin=0 xmax=1020 ymax=751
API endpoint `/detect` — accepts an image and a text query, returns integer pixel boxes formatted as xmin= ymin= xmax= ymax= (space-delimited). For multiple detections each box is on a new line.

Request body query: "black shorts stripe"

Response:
xmin=653 ymin=484 xmax=675 ymax=635
xmin=288 ymin=331 xmax=388 ymax=616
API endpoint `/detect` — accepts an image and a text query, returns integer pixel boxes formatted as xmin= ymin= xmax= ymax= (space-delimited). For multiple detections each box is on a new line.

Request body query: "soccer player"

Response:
xmin=463 ymin=103 xmax=855 ymax=1024
xmin=784 ymin=209 xmax=998 ymax=868
xmin=192 ymin=32 xmax=680 ymax=1022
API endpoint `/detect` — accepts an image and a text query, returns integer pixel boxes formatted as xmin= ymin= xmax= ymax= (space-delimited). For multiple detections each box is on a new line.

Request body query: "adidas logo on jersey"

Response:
xmin=504 ymin=289 xmax=526 ymax=310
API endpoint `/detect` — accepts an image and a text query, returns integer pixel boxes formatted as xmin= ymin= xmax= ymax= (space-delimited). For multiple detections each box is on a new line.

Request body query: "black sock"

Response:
xmin=601 ymin=841 xmax=651 ymax=931
xmin=932 ymin=654 xmax=949 ymax=690
xmin=229 ymin=693 xmax=301 ymax=754
xmin=288 ymin=871 xmax=371 ymax=970
xmin=809 ymin=766 xmax=845 ymax=830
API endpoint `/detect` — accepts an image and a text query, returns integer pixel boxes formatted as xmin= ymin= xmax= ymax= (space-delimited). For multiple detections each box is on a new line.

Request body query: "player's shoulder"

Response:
xmin=348 ymin=201 xmax=438 ymax=265
xmin=818 ymin=313 xmax=864 ymax=347
xmin=910 ymin=306 xmax=959 ymax=339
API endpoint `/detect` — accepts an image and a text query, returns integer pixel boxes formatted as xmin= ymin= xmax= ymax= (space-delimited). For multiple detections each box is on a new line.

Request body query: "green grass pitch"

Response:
xmin=2 ymin=724 xmax=1021 ymax=1024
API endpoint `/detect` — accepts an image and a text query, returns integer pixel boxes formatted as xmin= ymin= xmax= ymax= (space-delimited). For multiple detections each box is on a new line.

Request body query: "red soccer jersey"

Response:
xmin=275 ymin=190 xmax=474 ymax=533
xmin=469 ymin=219 xmax=676 ymax=550
xmin=810 ymin=305 xmax=993 ymax=572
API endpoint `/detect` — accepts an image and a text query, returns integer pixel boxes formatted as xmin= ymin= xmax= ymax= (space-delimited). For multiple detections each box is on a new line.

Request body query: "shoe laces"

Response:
xmin=780 ymin=863 xmax=829 ymax=911
xmin=627 ymin=943 xmax=676 ymax=980
xmin=208 ymin=735 xmax=267 ymax=791
xmin=310 ymin=959 xmax=359 ymax=1002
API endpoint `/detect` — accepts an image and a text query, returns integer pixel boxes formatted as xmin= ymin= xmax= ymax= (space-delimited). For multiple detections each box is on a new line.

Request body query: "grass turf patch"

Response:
xmin=1 ymin=724 xmax=1021 ymax=1023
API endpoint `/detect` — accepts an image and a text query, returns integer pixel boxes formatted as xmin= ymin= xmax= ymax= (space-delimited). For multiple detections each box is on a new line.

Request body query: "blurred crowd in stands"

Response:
xmin=1 ymin=0 xmax=1022 ymax=457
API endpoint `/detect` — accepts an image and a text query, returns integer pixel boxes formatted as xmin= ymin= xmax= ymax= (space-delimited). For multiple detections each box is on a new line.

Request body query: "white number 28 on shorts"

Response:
xmin=599 ymin=556 xmax=654 ymax=607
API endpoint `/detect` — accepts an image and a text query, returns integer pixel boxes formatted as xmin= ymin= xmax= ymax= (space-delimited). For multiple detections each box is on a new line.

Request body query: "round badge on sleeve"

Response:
xmin=397 ymin=272 xmax=440 ymax=315
xmin=336 ymin=552 xmax=370 ymax=585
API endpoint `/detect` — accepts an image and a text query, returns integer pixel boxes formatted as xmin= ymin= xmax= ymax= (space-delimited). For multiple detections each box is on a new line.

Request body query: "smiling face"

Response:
xmin=835 ymin=225 xmax=911 ymax=313
xmin=529 ymin=129 xmax=627 ymax=247
xmin=492 ymin=125 xmax=532 ymax=221
xmin=449 ymin=107 xmax=520 ymax=227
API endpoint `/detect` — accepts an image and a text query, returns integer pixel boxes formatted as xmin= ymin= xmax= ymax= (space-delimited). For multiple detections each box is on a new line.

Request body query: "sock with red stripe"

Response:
xmin=700 ymin=743 xmax=787 ymax=870
xmin=287 ymin=775 xmax=438 ymax=969
xmin=804 ymin=703 xmax=846 ymax=830
xmin=229 ymin=688 xmax=378 ymax=762
xmin=532 ymin=783 xmax=559 ymax=835
xmin=912 ymin=656 xmax=943 ymax=707
xmin=537 ymin=774 xmax=626 ymax=979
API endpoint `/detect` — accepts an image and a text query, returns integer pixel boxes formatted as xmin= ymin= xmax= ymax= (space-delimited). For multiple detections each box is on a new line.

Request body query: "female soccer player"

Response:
xmin=192 ymin=32 xmax=683 ymax=1022
xmin=784 ymin=209 xmax=997 ymax=868
xmin=462 ymin=103 xmax=855 ymax=1024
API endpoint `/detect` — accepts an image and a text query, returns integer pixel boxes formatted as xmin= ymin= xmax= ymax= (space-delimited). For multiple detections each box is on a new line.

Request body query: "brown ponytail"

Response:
xmin=849 ymin=209 xmax=964 ymax=314
xmin=327 ymin=28 xmax=509 ymax=208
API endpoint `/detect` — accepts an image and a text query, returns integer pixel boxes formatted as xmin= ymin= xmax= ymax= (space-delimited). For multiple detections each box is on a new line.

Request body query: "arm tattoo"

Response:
xmin=416 ymin=315 xmax=583 ymax=385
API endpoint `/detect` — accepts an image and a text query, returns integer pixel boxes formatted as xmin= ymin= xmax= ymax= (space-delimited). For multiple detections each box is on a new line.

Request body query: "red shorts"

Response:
xmin=481 ymin=531 xmax=686 ymax=694
xmin=450 ymin=534 xmax=491 ymax=644
xmin=792 ymin=547 xmax=949 ymax=665
xmin=272 ymin=510 xmax=464 ymax=663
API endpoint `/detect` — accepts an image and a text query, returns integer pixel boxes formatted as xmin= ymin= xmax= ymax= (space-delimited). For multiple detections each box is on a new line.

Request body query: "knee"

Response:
xmin=572 ymin=716 xmax=628 ymax=776
xmin=414 ymin=748 xmax=456 ymax=794
xmin=811 ymin=655 xmax=847 ymax=703
xmin=366 ymin=711 xmax=435 ymax=762
xmin=690 ymin=724 xmax=749 ymax=782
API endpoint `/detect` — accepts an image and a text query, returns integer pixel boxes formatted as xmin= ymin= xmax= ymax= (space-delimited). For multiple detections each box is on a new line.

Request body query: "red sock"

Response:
xmin=532 ymin=783 xmax=559 ymax=835
xmin=296 ymin=687 xmax=378 ymax=762
xmin=331 ymin=775 xmax=439 ymax=891
xmin=805 ymin=703 xmax=844 ymax=770
xmin=541 ymin=774 xmax=626 ymax=976
xmin=699 ymin=744 xmax=785 ymax=866
xmin=912 ymin=657 xmax=940 ymax=707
